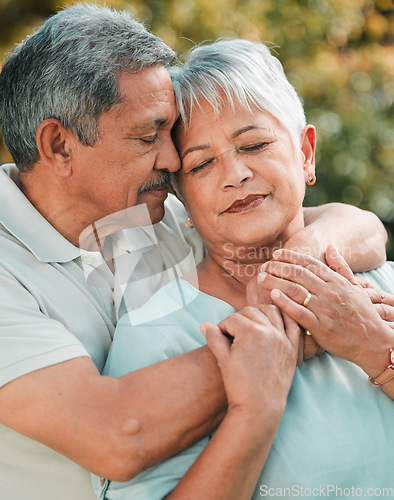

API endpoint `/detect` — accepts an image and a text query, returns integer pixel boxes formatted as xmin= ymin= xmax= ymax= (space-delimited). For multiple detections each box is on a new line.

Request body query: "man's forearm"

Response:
xmin=116 ymin=345 xmax=227 ymax=476
xmin=0 ymin=348 xmax=226 ymax=481
xmin=297 ymin=203 xmax=387 ymax=270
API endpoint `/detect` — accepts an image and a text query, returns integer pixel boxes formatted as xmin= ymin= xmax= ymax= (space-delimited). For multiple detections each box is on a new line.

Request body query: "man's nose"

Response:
xmin=155 ymin=135 xmax=181 ymax=173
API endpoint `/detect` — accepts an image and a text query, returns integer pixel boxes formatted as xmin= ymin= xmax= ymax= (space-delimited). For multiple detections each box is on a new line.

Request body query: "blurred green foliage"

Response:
xmin=1 ymin=0 xmax=393 ymax=257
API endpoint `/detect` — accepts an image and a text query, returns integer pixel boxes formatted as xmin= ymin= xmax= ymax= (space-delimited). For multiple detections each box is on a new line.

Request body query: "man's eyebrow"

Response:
xmin=181 ymin=145 xmax=210 ymax=161
xmin=133 ymin=118 xmax=168 ymax=134
xmin=231 ymin=125 xmax=268 ymax=139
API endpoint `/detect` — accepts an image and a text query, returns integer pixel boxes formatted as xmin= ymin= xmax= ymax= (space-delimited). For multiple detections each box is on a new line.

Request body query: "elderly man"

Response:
xmin=0 ymin=4 xmax=386 ymax=499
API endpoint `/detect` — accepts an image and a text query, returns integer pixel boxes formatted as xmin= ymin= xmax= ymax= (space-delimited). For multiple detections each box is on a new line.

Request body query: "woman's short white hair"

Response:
xmin=170 ymin=39 xmax=306 ymax=145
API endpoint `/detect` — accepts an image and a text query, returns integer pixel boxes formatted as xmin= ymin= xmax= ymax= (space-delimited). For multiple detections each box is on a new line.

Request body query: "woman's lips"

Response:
xmin=224 ymin=194 xmax=268 ymax=214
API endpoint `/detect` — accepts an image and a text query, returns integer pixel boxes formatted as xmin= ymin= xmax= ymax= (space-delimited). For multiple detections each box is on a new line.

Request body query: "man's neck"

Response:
xmin=20 ymin=169 xmax=87 ymax=247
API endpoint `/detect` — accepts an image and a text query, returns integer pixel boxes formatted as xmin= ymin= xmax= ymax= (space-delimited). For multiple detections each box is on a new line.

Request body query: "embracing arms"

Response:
xmin=0 ymin=346 xmax=226 ymax=480
xmin=0 ymin=203 xmax=386 ymax=484
xmin=298 ymin=203 xmax=386 ymax=270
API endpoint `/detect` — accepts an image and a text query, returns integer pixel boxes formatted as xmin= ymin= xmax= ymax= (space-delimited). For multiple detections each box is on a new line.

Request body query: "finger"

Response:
xmin=374 ymin=304 xmax=394 ymax=322
xmin=254 ymin=304 xmax=285 ymax=332
xmin=270 ymin=288 xmax=318 ymax=334
xmin=281 ymin=313 xmax=301 ymax=351
xmin=258 ymin=271 xmax=311 ymax=307
xmin=355 ymin=277 xmax=375 ymax=289
xmin=259 ymin=268 xmax=320 ymax=311
xmin=303 ymin=335 xmax=322 ymax=360
xmin=381 ymin=293 xmax=394 ymax=307
xmin=296 ymin=332 xmax=304 ymax=366
xmin=325 ymin=245 xmax=358 ymax=285
xmin=283 ymin=315 xmax=302 ymax=366
xmin=261 ymin=259 xmax=331 ymax=294
xmin=216 ymin=309 xmax=271 ymax=343
xmin=200 ymin=322 xmax=231 ymax=362
xmin=217 ymin=306 xmax=281 ymax=338
xmin=271 ymin=248 xmax=337 ymax=283
xmin=364 ymin=286 xmax=388 ymax=304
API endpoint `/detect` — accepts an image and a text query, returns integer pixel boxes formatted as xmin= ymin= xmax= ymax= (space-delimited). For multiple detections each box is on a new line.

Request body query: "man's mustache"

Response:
xmin=139 ymin=172 xmax=171 ymax=193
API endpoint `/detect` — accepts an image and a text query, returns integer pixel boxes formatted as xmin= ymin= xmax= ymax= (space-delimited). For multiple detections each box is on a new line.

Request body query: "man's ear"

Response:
xmin=36 ymin=118 xmax=74 ymax=177
xmin=300 ymin=125 xmax=316 ymax=181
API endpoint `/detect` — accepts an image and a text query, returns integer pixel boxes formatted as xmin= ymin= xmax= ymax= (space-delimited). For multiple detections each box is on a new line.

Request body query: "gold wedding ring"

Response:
xmin=302 ymin=291 xmax=312 ymax=308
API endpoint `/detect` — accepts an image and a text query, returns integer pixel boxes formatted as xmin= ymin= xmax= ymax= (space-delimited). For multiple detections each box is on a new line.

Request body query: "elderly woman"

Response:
xmin=94 ymin=40 xmax=394 ymax=499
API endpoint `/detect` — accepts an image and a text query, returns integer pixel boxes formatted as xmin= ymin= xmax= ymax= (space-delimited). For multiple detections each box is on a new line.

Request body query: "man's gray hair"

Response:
xmin=0 ymin=3 xmax=175 ymax=171
xmin=170 ymin=39 xmax=306 ymax=145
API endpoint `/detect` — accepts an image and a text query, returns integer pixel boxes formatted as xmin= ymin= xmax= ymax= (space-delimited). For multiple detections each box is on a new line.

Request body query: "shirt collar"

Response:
xmin=0 ymin=164 xmax=82 ymax=263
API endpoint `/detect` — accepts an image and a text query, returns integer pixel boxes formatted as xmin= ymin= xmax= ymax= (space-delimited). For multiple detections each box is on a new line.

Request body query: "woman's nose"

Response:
xmin=221 ymin=155 xmax=253 ymax=188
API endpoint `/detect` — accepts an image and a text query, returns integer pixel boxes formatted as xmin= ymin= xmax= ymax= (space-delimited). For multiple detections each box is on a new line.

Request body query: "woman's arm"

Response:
xmin=168 ymin=306 xmax=300 ymax=500
xmin=257 ymin=248 xmax=394 ymax=401
xmin=288 ymin=203 xmax=387 ymax=271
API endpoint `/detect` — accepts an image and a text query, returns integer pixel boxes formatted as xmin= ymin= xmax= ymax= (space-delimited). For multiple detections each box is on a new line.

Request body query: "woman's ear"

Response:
xmin=300 ymin=125 xmax=316 ymax=182
xmin=36 ymin=118 xmax=74 ymax=177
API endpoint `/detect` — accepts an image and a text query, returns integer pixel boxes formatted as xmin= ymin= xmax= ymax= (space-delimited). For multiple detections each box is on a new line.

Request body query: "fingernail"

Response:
xmin=259 ymin=262 xmax=268 ymax=272
xmin=257 ymin=272 xmax=267 ymax=284
xmin=271 ymin=289 xmax=281 ymax=300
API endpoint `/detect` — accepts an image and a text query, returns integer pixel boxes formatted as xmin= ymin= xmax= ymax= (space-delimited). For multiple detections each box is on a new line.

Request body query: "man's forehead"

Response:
xmin=118 ymin=66 xmax=175 ymax=102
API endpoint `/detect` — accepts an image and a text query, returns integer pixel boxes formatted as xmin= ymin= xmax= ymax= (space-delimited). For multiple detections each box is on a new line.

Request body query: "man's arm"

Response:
xmin=291 ymin=203 xmax=387 ymax=271
xmin=0 ymin=348 xmax=226 ymax=481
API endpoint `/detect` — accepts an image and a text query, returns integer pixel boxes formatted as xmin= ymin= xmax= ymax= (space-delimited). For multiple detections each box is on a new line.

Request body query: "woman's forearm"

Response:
xmin=168 ymin=408 xmax=280 ymax=500
xmin=167 ymin=307 xmax=299 ymax=500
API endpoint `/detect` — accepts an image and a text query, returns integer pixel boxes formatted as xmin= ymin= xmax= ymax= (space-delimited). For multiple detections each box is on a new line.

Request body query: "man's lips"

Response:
xmin=223 ymin=194 xmax=268 ymax=214
xmin=140 ymin=184 xmax=169 ymax=199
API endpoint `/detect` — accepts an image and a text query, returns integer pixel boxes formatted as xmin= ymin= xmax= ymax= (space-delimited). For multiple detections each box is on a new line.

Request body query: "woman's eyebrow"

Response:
xmin=231 ymin=125 xmax=268 ymax=139
xmin=181 ymin=125 xmax=270 ymax=160
xmin=181 ymin=144 xmax=209 ymax=161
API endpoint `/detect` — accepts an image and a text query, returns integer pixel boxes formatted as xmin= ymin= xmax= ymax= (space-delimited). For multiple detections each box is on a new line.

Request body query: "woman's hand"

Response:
xmin=168 ymin=307 xmax=300 ymax=500
xmin=246 ymin=271 xmax=323 ymax=364
xmin=202 ymin=305 xmax=300 ymax=419
xmin=255 ymin=247 xmax=394 ymax=379
xmin=325 ymin=245 xmax=394 ymax=326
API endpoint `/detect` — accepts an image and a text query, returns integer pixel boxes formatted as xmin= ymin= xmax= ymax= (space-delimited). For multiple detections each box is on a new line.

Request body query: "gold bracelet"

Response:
xmin=369 ymin=348 xmax=394 ymax=386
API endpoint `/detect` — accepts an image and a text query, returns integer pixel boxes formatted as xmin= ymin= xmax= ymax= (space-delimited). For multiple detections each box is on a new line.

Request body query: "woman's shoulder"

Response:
xmin=106 ymin=280 xmax=235 ymax=377
xmin=121 ymin=278 xmax=235 ymax=329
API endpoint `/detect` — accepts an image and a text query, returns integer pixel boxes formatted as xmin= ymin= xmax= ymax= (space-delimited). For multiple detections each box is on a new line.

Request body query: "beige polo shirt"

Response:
xmin=0 ymin=163 xmax=202 ymax=500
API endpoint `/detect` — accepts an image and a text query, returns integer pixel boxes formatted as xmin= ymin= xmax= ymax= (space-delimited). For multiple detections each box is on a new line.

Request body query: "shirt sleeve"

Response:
xmin=0 ymin=268 xmax=90 ymax=388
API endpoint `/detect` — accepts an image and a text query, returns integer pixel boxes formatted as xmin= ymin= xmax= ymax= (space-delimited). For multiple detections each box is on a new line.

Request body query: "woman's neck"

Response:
xmin=196 ymin=246 xmax=278 ymax=311
xmin=196 ymin=228 xmax=304 ymax=310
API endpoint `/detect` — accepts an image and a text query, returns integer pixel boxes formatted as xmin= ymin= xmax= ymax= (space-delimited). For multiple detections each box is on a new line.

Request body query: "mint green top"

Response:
xmin=93 ymin=263 xmax=394 ymax=500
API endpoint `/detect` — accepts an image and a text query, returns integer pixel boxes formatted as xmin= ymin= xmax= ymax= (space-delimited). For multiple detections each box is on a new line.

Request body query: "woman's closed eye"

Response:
xmin=239 ymin=142 xmax=271 ymax=153
xmin=189 ymin=158 xmax=215 ymax=173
